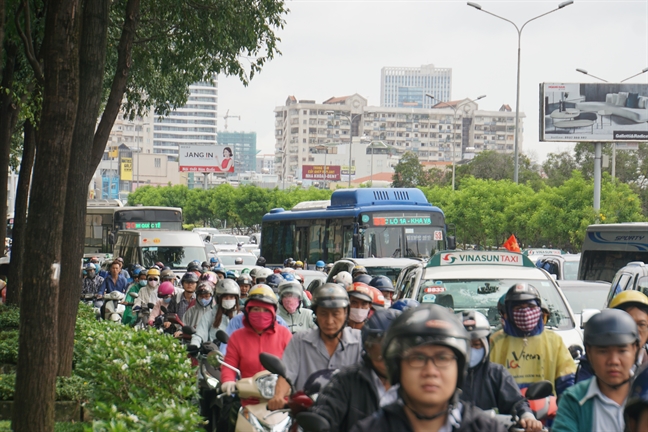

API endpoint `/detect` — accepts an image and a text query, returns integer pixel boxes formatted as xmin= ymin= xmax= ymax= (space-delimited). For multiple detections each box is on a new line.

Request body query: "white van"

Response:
xmin=114 ymin=230 xmax=207 ymax=275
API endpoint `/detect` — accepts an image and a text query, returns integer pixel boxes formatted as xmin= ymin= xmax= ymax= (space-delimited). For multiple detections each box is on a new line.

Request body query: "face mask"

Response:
xmin=512 ymin=306 xmax=542 ymax=333
xmin=383 ymin=300 xmax=392 ymax=308
xmin=148 ymin=280 xmax=158 ymax=288
xmin=139 ymin=280 xmax=147 ymax=287
xmin=222 ymin=299 xmax=237 ymax=310
xmin=248 ymin=311 xmax=273 ymax=331
xmin=469 ymin=347 xmax=485 ymax=368
xmin=200 ymin=298 xmax=212 ymax=307
xmin=163 ymin=297 xmax=172 ymax=304
xmin=349 ymin=307 xmax=370 ymax=323
xmin=282 ymin=297 xmax=301 ymax=314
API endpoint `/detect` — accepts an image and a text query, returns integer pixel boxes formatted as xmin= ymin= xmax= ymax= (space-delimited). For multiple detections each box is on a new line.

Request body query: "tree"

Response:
xmin=542 ymin=151 xmax=577 ymax=187
xmin=454 ymin=151 xmax=542 ymax=188
xmin=392 ymin=151 xmax=428 ymax=187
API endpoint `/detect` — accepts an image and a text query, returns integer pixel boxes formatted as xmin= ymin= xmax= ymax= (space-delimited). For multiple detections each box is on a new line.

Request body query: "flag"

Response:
xmin=503 ymin=234 xmax=521 ymax=253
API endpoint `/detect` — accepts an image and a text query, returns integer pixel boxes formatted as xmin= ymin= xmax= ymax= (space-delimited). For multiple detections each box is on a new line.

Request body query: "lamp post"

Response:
xmin=326 ymin=110 xmax=362 ymax=188
xmin=468 ymin=1 xmax=574 ymax=183
xmin=425 ymin=94 xmax=486 ymax=190
xmin=575 ymin=67 xmax=648 ymax=211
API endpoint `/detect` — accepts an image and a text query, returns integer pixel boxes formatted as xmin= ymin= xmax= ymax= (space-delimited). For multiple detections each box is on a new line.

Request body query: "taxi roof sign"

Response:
xmin=427 ymin=251 xmax=536 ymax=268
xmin=522 ymin=248 xmax=562 ymax=256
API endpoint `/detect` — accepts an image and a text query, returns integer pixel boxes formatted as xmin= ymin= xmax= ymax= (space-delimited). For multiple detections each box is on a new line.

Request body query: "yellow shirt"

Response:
xmin=490 ymin=328 xmax=576 ymax=394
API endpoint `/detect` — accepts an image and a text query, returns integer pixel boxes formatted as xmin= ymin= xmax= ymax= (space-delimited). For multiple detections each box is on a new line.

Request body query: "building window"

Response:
xmin=154 ymin=158 xmax=161 ymax=168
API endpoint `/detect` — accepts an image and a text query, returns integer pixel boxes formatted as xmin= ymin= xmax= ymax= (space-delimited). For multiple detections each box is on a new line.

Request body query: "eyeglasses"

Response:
xmin=403 ymin=352 xmax=457 ymax=369
xmin=147 ymin=278 xmax=159 ymax=282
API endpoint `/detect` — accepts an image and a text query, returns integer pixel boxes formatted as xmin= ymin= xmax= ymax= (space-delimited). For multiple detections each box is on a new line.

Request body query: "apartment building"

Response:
xmin=381 ymin=64 xmax=452 ymax=109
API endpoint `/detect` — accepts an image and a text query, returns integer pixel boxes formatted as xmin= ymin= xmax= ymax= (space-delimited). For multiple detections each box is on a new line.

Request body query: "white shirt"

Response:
xmin=582 ymin=377 xmax=626 ymax=432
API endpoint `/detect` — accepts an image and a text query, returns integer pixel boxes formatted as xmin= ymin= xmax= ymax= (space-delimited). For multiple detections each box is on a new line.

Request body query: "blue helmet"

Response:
xmin=84 ymin=263 xmax=96 ymax=275
xmin=210 ymin=257 xmax=219 ymax=264
xmin=390 ymin=298 xmax=419 ymax=312
xmin=316 ymin=260 xmax=326 ymax=269
xmin=369 ymin=275 xmax=395 ymax=293
xmin=626 ymin=364 xmax=648 ymax=422
xmin=265 ymin=274 xmax=284 ymax=292
xmin=280 ymin=272 xmax=296 ymax=282
xmin=362 ymin=308 xmax=401 ymax=345
xmin=130 ymin=264 xmax=143 ymax=277
xmin=353 ymin=274 xmax=372 ymax=285
xmin=226 ymin=270 xmax=237 ymax=280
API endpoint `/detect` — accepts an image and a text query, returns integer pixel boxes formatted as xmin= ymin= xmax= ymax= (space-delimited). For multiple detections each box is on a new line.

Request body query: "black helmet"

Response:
xmin=353 ymin=274 xmax=372 ymax=285
xmin=352 ymin=265 xmax=368 ymax=277
xmin=311 ymin=283 xmax=350 ymax=310
xmin=584 ymin=309 xmax=640 ymax=348
xmin=369 ymin=275 xmax=395 ymax=293
xmin=504 ymin=283 xmax=541 ymax=306
xmin=181 ymin=272 xmax=199 ymax=283
xmin=187 ymin=262 xmax=201 ymax=272
xmin=362 ymin=308 xmax=401 ymax=346
xmin=383 ymin=304 xmax=470 ymax=387
xmin=256 ymin=256 xmax=267 ymax=267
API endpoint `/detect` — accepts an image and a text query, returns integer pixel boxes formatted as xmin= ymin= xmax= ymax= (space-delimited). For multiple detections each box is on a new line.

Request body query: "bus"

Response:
xmin=261 ymin=188 xmax=454 ymax=267
xmin=85 ymin=202 xmax=183 ymax=254
xmin=579 ymin=222 xmax=648 ymax=282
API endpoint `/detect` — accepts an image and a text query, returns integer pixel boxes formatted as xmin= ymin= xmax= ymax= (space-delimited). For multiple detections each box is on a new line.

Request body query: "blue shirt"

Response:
xmin=220 ymin=313 xmax=289 ymax=356
xmin=98 ymin=274 xmax=129 ymax=295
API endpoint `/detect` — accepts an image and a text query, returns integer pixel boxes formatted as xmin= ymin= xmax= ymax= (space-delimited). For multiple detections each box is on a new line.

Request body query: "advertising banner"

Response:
xmin=302 ymin=165 xmax=341 ymax=181
xmin=179 ymin=144 xmax=235 ymax=173
xmin=340 ymin=165 xmax=356 ymax=176
xmin=120 ymin=157 xmax=133 ymax=181
xmin=540 ymin=82 xmax=648 ymax=142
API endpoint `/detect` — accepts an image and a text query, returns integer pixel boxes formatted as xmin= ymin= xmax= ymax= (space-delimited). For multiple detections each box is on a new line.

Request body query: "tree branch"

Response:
xmin=15 ymin=0 xmax=44 ymax=83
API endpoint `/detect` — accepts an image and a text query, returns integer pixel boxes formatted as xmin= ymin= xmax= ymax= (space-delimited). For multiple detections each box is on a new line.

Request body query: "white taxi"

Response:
xmin=398 ymin=250 xmax=583 ymax=352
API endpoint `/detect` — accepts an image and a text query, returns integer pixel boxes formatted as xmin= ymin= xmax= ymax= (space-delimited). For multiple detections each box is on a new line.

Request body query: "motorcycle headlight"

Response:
xmin=255 ymin=374 xmax=278 ymax=400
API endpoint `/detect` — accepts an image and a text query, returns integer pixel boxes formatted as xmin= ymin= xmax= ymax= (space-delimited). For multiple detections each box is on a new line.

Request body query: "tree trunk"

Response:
xmin=12 ymin=0 xmax=79 ymax=430
xmin=0 ymin=43 xmax=18 ymax=251
xmin=57 ymin=0 xmax=110 ymax=377
xmin=0 ymin=0 xmax=5 ymax=79
xmin=6 ymin=120 xmax=36 ymax=306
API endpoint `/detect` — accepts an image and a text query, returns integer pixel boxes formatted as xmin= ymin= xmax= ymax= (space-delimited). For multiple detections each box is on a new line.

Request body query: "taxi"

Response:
xmin=396 ymin=250 xmax=582 ymax=352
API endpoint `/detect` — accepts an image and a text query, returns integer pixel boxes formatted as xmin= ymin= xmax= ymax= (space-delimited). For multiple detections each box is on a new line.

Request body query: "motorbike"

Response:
xmin=490 ymin=380 xmax=554 ymax=432
xmin=80 ymin=293 xmax=102 ymax=319
xmin=130 ymin=292 xmax=154 ymax=330
xmin=102 ymin=291 xmax=126 ymax=322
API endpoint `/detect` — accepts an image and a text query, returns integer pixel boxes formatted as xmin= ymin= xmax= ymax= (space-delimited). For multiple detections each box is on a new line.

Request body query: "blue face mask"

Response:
xmin=200 ymin=298 xmax=212 ymax=307
xmin=163 ymin=297 xmax=172 ymax=304
xmin=469 ymin=347 xmax=485 ymax=368
xmin=139 ymin=280 xmax=147 ymax=287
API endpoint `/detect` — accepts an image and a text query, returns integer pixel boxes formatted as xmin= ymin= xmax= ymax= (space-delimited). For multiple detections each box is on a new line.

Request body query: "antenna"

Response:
xmin=223 ymin=109 xmax=241 ymax=130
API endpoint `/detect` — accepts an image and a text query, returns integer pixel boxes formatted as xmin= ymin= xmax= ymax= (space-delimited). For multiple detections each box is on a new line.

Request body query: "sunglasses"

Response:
xmin=148 ymin=278 xmax=159 ymax=281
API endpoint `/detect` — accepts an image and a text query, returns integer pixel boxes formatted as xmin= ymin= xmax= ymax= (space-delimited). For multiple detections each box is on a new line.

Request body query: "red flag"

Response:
xmin=503 ymin=234 xmax=521 ymax=253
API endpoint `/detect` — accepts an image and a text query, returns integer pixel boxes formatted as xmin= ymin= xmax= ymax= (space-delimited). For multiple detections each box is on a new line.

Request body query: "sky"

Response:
xmin=217 ymin=0 xmax=648 ymax=164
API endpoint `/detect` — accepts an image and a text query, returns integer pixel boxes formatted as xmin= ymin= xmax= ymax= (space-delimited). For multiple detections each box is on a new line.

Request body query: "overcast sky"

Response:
xmin=218 ymin=0 xmax=648 ymax=163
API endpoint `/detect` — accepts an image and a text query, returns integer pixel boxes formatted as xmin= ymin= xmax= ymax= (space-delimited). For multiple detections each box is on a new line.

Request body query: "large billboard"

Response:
xmin=179 ymin=144 xmax=235 ymax=173
xmin=540 ymin=83 xmax=648 ymax=142
xmin=302 ymin=165 xmax=341 ymax=181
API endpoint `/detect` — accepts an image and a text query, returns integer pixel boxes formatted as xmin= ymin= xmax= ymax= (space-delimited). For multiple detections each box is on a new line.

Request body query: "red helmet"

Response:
xmin=347 ymin=282 xmax=373 ymax=303
xmin=369 ymin=286 xmax=385 ymax=308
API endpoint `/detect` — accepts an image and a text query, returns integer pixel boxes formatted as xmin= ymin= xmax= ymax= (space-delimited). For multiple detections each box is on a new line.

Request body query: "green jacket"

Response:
xmin=552 ymin=378 xmax=593 ymax=432
xmin=121 ymin=283 xmax=141 ymax=326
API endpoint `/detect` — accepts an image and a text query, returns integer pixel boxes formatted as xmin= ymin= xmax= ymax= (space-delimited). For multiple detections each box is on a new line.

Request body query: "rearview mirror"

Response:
xmin=182 ymin=325 xmax=195 ymax=335
xmin=260 ymin=352 xmax=287 ymax=379
xmin=129 ymin=292 xmax=139 ymax=299
xmin=447 ymin=236 xmax=457 ymax=250
xmin=206 ymin=351 xmax=224 ymax=368
xmin=581 ymin=308 xmax=600 ymax=329
xmin=216 ymin=329 xmax=229 ymax=344
xmin=525 ymin=380 xmax=553 ymax=400
xmin=296 ymin=412 xmax=330 ymax=432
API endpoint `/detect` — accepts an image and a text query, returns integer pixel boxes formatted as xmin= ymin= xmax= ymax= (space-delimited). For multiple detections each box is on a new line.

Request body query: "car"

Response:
xmin=193 ymin=227 xmax=219 ymax=236
xmin=556 ymin=280 xmax=611 ymax=328
xmin=209 ymin=234 xmax=239 ymax=252
xmin=535 ymin=254 xmax=581 ymax=280
xmin=399 ymin=250 xmax=582 ymax=351
xmin=604 ymin=261 xmax=648 ymax=307
xmin=326 ymin=257 xmax=422 ymax=286
xmin=295 ymin=269 xmax=327 ymax=293
xmin=235 ymin=235 xmax=250 ymax=244
xmin=214 ymin=251 xmax=258 ymax=273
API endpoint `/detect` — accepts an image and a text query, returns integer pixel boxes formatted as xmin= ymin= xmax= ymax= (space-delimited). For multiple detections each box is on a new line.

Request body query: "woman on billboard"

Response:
xmin=215 ymin=146 xmax=234 ymax=173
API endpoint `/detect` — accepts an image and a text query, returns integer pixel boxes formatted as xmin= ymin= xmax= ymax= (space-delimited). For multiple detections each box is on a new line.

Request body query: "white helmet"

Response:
xmin=257 ymin=268 xmax=274 ymax=280
xmin=216 ymin=278 xmax=241 ymax=296
xmin=334 ymin=271 xmax=353 ymax=289
xmin=278 ymin=280 xmax=303 ymax=298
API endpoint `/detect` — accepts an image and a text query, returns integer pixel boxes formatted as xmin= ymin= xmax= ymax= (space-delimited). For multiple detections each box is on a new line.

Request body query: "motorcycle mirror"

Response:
xmin=296 ymin=412 xmax=330 ymax=432
xmin=161 ymin=306 xmax=168 ymax=314
xmin=525 ymin=380 xmax=553 ymax=400
xmin=216 ymin=329 xmax=229 ymax=344
xmin=206 ymin=351 xmax=223 ymax=368
xmin=129 ymin=292 xmax=139 ymax=299
xmin=260 ymin=353 xmax=287 ymax=379
xmin=147 ymin=302 xmax=155 ymax=309
xmin=182 ymin=325 xmax=195 ymax=335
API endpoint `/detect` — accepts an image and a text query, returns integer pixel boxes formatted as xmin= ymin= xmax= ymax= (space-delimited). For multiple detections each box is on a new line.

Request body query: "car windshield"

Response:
xmin=217 ymin=255 xmax=257 ymax=266
xmin=211 ymin=235 xmax=238 ymax=245
xmin=365 ymin=266 xmax=406 ymax=285
xmin=416 ymin=278 xmax=574 ymax=330
xmin=561 ymin=285 xmax=609 ymax=314
xmin=563 ymin=261 xmax=579 ymax=280
xmin=236 ymin=236 xmax=250 ymax=244
xmin=141 ymin=246 xmax=206 ymax=270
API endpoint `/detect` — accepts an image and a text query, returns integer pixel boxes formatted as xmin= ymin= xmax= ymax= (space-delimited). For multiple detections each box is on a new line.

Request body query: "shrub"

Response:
xmin=0 ymin=331 xmax=18 ymax=365
xmin=0 ymin=305 xmax=20 ymax=330
xmin=0 ymin=374 xmax=91 ymax=403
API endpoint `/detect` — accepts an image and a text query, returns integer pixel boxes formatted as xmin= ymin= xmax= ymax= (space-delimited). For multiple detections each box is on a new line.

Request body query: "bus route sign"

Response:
xmin=372 ymin=215 xmax=432 ymax=226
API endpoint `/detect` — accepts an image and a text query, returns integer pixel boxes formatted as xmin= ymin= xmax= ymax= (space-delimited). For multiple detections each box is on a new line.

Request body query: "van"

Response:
xmin=604 ymin=261 xmax=648 ymax=307
xmin=114 ymin=230 xmax=207 ymax=275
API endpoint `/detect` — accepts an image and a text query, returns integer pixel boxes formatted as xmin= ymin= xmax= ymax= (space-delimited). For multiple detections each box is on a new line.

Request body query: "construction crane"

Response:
xmin=223 ymin=109 xmax=241 ymax=130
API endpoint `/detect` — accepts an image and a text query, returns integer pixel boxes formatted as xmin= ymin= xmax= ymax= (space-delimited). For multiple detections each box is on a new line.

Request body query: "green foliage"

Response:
xmin=89 ymin=400 xmax=204 ymax=431
xmin=392 ymin=152 xmax=428 ymax=188
xmin=0 ymin=305 xmax=20 ymax=330
xmin=0 ymin=331 xmax=19 ymax=365
xmin=0 ymin=374 xmax=91 ymax=403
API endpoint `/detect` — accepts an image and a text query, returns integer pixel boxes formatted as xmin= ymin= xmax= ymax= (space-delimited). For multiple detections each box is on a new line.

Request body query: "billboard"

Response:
xmin=340 ymin=166 xmax=356 ymax=176
xmin=302 ymin=165 xmax=341 ymax=181
xmin=120 ymin=157 xmax=132 ymax=181
xmin=179 ymin=144 xmax=235 ymax=173
xmin=540 ymin=83 xmax=648 ymax=142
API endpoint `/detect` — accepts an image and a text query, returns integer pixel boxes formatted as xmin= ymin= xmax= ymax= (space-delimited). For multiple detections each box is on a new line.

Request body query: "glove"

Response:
xmin=221 ymin=381 xmax=237 ymax=396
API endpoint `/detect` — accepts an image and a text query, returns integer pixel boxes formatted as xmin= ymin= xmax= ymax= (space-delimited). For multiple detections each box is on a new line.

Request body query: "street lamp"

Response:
xmin=425 ymin=94 xmax=486 ymax=190
xmin=326 ymin=110 xmax=363 ymax=188
xmin=468 ymin=0 xmax=574 ymax=183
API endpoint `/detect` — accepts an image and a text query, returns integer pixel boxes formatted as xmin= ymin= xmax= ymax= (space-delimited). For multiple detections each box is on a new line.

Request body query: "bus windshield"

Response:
xmin=580 ymin=250 xmax=648 ymax=282
xmin=141 ymin=246 xmax=206 ymax=270
xmin=362 ymin=226 xmax=443 ymax=259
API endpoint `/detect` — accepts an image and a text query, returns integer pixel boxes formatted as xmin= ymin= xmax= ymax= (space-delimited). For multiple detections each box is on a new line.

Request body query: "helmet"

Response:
xmin=200 ymin=271 xmax=218 ymax=284
xmin=279 ymin=280 xmax=303 ymax=297
xmin=295 ymin=261 xmax=304 ymax=269
xmin=625 ymin=364 xmax=648 ymax=423
xmin=160 ymin=269 xmax=175 ymax=281
xmin=347 ymin=282 xmax=373 ymax=303
xmin=158 ymin=281 xmax=175 ymax=297
xmin=333 ymin=271 xmax=353 ymax=289
xmin=256 ymin=268 xmax=273 ymax=280
xmin=130 ymin=264 xmax=143 ymax=277
xmin=249 ymin=267 xmax=260 ymax=279
xmin=146 ymin=268 xmax=160 ymax=277
xmin=187 ymin=262 xmax=200 ymax=272
xmin=284 ymin=258 xmax=295 ymax=267
xmin=352 ymin=265 xmax=368 ymax=277
xmin=196 ymin=281 xmax=215 ymax=296
xmin=201 ymin=261 xmax=210 ymax=269
xmin=584 ymin=309 xmax=639 ymax=347
xmin=234 ymin=257 xmax=243 ymax=265
xmin=210 ymin=257 xmax=219 ymax=264
xmin=181 ymin=272 xmax=199 ymax=283
xmin=311 ymin=283 xmax=350 ymax=310
xmin=293 ymin=274 xmax=304 ymax=284
xmin=362 ymin=308 xmax=402 ymax=345
xmin=458 ymin=310 xmax=491 ymax=340
xmin=609 ymin=290 xmax=648 ymax=313
xmin=213 ymin=267 xmax=226 ymax=277
xmin=237 ymin=274 xmax=253 ymax=286
xmin=353 ymin=274 xmax=373 ymax=285
xmin=369 ymin=276 xmax=395 ymax=293
xmin=226 ymin=270 xmax=237 ymax=280
xmin=216 ymin=279 xmax=241 ymax=296
xmin=155 ymin=261 xmax=165 ymax=269
xmin=247 ymin=284 xmax=278 ymax=307
xmin=505 ymin=282 xmax=541 ymax=306
xmin=265 ymin=274 xmax=284 ymax=292
xmin=316 ymin=260 xmax=326 ymax=269
xmin=383 ymin=304 xmax=470 ymax=387
xmin=325 ymin=263 xmax=334 ymax=273
xmin=256 ymin=256 xmax=266 ymax=267
xmin=369 ymin=286 xmax=385 ymax=308
xmin=280 ymin=272 xmax=296 ymax=282
xmin=391 ymin=299 xmax=420 ymax=312
xmin=84 ymin=263 xmax=96 ymax=272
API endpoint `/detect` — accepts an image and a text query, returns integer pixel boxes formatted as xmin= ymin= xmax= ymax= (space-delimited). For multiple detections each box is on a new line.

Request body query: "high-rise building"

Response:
xmin=153 ymin=81 xmax=218 ymax=159
xmin=217 ymin=131 xmax=257 ymax=173
xmin=381 ymin=64 xmax=452 ymax=109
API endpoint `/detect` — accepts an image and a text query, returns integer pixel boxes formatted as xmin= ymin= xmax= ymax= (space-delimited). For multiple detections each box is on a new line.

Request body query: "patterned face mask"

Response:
xmin=512 ymin=306 xmax=542 ymax=332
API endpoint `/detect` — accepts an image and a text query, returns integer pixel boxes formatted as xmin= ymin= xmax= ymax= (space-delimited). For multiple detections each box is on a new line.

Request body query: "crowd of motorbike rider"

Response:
xmin=80 ymin=255 xmax=648 ymax=432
